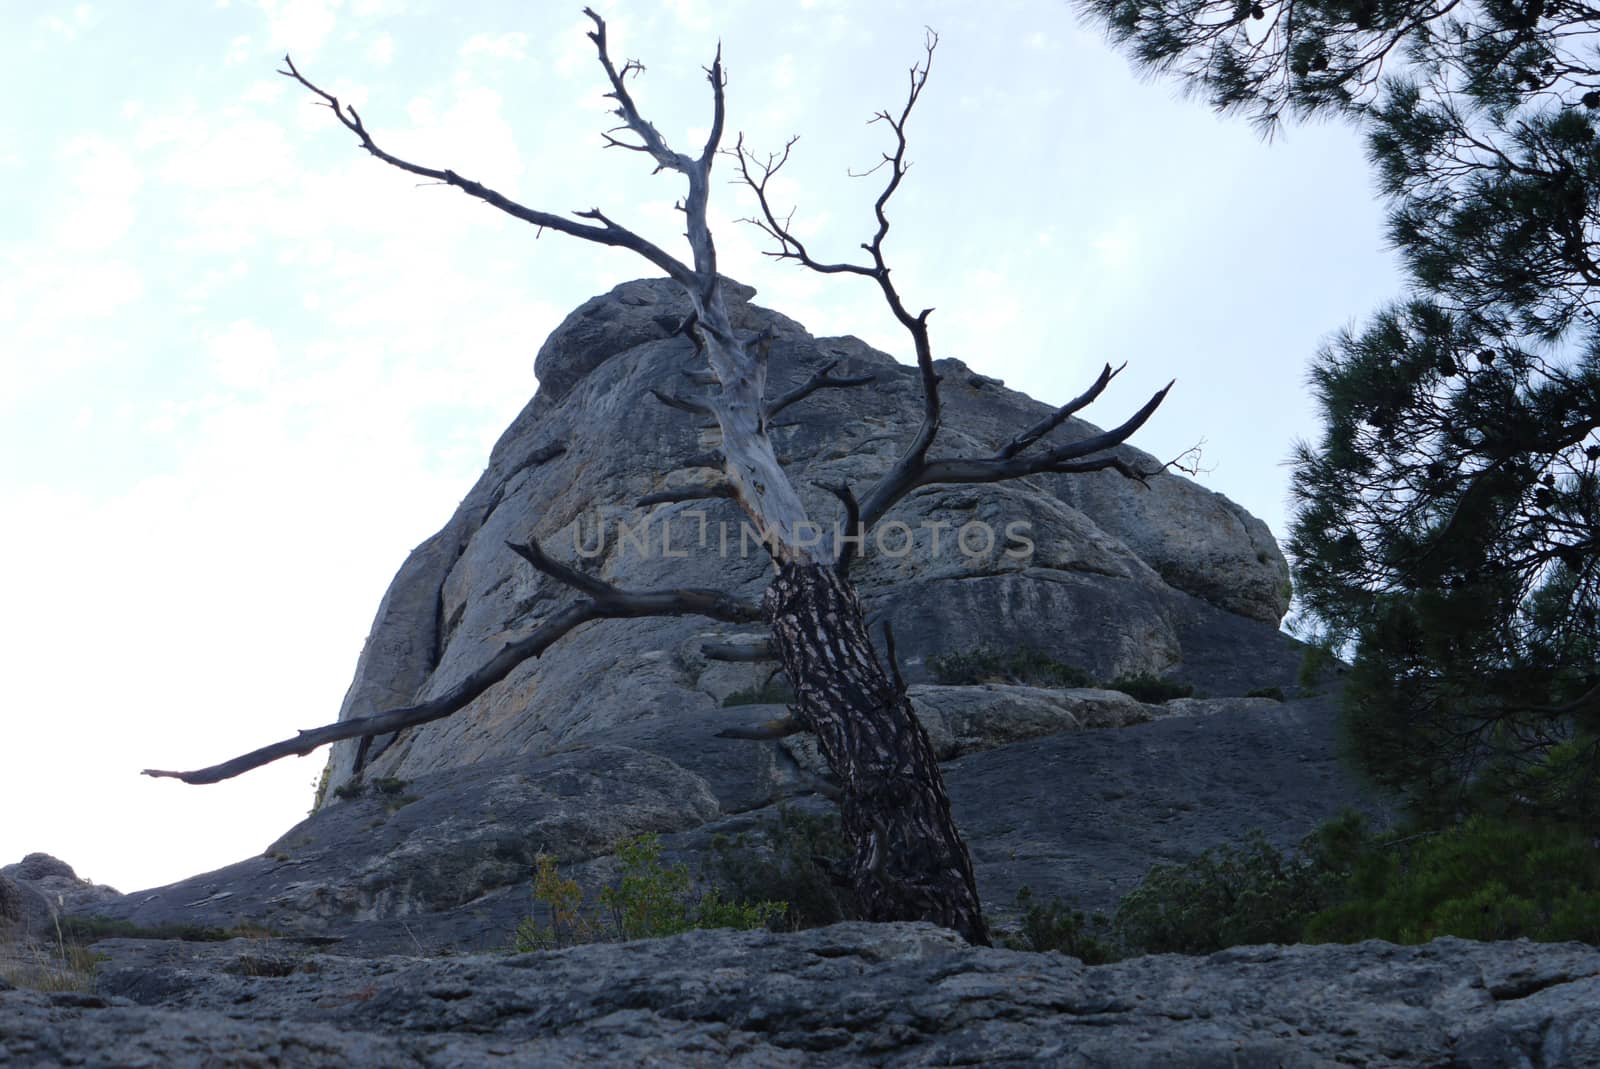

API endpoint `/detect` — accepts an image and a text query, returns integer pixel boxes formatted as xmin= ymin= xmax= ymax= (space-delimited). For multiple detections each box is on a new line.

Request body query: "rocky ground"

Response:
xmin=3 ymin=923 xmax=1599 ymax=1067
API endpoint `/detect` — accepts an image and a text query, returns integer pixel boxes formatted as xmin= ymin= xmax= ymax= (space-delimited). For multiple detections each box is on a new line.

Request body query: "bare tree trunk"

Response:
xmin=765 ymin=562 xmax=990 ymax=946
xmin=151 ymin=19 xmax=1177 ymax=952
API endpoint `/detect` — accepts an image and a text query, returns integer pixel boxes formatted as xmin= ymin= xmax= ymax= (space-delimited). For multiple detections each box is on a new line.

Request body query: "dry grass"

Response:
xmin=0 ymin=916 xmax=101 ymax=993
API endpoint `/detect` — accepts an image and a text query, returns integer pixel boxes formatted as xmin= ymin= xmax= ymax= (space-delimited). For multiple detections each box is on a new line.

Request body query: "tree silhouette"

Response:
xmin=145 ymin=10 xmax=1177 ymax=945
xmin=1082 ymin=0 xmax=1600 ymax=820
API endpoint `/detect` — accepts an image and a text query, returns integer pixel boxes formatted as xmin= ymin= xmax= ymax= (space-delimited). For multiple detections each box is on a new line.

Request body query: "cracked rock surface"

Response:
xmin=321 ymin=277 xmax=1294 ymax=794
xmin=3 ymin=924 xmax=1599 ymax=1068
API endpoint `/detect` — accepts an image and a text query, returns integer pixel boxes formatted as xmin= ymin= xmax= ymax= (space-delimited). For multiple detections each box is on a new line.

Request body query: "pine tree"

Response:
xmin=1082 ymin=0 xmax=1600 ymax=819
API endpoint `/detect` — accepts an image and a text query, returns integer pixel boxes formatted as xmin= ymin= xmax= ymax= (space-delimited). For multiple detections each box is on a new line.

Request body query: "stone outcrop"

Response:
xmin=3 ymin=924 xmax=1598 ymax=1068
xmin=78 ymin=278 xmax=1349 ymax=947
xmin=323 ymin=276 xmax=1290 ymax=793
xmin=0 ymin=855 xmax=118 ymax=940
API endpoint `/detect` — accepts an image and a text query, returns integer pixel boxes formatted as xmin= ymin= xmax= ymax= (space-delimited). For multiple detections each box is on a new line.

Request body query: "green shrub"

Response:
xmin=1303 ymin=815 xmax=1600 ymax=945
xmin=514 ymin=854 xmax=598 ymax=950
xmin=692 ymin=889 xmax=790 ymax=932
xmin=705 ymin=807 xmax=863 ymax=930
xmin=1105 ymin=673 xmax=1195 ymax=703
xmin=1083 ymin=810 xmax=1600 ymax=957
xmin=928 ymin=647 xmax=1092 ymax=688
xmin=513 ymin=833 xmax=784 ymax=951
xmin=1000 ymin=886 xmax=1124 ymax=964
xmin=1244 ymin=686 xmax=1286 ymax=701
xmin=1115 ymin=831 xmax=1329 ymax=954
xmin=599 ymin=834 xmax=698 ymax=940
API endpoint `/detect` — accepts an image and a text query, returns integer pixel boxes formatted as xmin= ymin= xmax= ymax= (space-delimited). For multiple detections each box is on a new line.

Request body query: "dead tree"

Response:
xmin=144 ymin=10 xmax=1173 ymax=948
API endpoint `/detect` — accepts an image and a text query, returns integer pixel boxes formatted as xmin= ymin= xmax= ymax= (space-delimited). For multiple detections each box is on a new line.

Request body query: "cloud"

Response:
xmin=38 ymin=4 xmax=99 ymax=42
xmin=255 ymin=0 xmax=339 ymax=57
xmin=53 ymin=135 xmax=142 ymax=252
xmin=665 ymin=0 xmax=717 ymax=31
xmin=771 ymin=53 xmax=796 ymax=91
xmin=1090 ymin=218 xmax=1140 ymax=271
xmin=0 ymin=249 xmax=145 ymax=405
xmin=157 ymin=116 xmax=297 ymax=193
xmin=461 ymin=32 xmax=528 ymax=62
xmin=367 ymin=31 xmax=394 ymax=65
xmin=207 ymin=319 xmax=281 ymax=390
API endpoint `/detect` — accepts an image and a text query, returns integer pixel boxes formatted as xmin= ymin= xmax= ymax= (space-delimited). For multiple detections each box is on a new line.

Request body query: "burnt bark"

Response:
xmin=764 ymin=561 xmax=990 ymax=947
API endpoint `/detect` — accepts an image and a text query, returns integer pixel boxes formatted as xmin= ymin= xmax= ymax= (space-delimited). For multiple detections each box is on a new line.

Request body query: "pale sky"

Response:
xmin=0 ymin=0 xmax=1403 ymax=895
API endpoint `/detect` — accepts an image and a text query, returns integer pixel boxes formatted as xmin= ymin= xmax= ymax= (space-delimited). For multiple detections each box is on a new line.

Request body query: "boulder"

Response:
xmin=0 ymin=854 xmax=119 ymax=920
xmin=323 ymin=277 xmax=1293 ymax=795
xmin=0 ymin=876 xmax=51 ymax=940
xmin=5 ymin=855 xmax=76 ymax=883
xmin=906 ymin=683 xmax=1181 ymax=759
xmin=532 ymin=276 xmax=781 ymax=407
xmin=80 ymin=278 xmax=1362 ymax=955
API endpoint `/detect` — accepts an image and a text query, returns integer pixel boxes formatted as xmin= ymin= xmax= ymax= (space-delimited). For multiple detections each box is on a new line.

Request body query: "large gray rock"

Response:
xmin=0 ymin=854 xmax=119 ymax=921
xmin=77 ymin=277 xmax=1342 ymax=958
xmin=1 ymin=925 xmax=1596 ymax=1068
xmin=0 ymin=876 xmax=50 ymax=941
xmin=324 ymin=276 xmax=1291 ymax=796
xmin=531 ymin=276 xmax=775 ymax=407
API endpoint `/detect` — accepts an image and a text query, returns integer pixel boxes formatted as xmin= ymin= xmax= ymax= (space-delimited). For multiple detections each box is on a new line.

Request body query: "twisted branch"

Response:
xmin=733 ymin=34 xmax=1175 ymax=553
xmin=146 ymin=539 xmax=759 ymax=784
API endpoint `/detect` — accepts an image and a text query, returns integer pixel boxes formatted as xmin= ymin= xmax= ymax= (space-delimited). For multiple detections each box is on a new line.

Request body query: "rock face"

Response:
xmin=81 ymin=278 xmax=1351 ymax=946
xmin=3 ymin=925 xmax=1599 ymax=1068
xmin=325 ymin=276 xmax=1291 ymax=792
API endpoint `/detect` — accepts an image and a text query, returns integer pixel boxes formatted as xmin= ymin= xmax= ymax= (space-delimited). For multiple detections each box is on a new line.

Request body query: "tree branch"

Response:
xmin=145 ymin=539 xmax=760 ymax=784
xmin=585 ymin=10 xmax=682 ymax=168
xmin=766 ymin=360 xmax=876 ymax=421
xmin=701 ymin=638 xmax=777 ymax=661
xmin=732 ymin=33 xmax=941 ymax=537
xmin=998 ymin=362 xmax=1125 ymax=459
xmin=504 ymin=538 xmax=759 ymax=620
xmin=650 ymin=388 xmax=714 ymax=419
xmin=731 ymin=32 xmax=1174 ymax=552
xmin=637 ymin=483 xmax=737 ymax=506
xmin=858 ymin=380 xmax=1175 ymax=529
xmin=278 ymin=53 xmax=694 ymax=286
xmin=820 ymin=481 xmax=864 ymax=574
xmin=715 ymin=714 xmax=805 ymax=740
xmin=582 ymin=6 xmax=724 ymax=294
